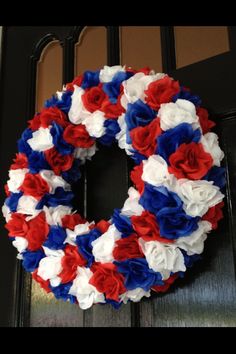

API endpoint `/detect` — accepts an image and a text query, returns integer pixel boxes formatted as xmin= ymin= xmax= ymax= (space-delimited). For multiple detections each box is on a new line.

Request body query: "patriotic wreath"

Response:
xmin=2 ymin=65 xmax=225 ymax=310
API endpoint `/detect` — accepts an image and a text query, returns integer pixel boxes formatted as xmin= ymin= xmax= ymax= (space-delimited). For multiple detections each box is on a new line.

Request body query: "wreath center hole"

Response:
xmin=71 ymin=143 xmax=130 ymax=222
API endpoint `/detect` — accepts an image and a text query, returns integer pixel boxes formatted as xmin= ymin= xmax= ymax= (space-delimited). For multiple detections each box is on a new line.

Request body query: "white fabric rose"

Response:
xmin=69 ymin=267 xmax=105 ymax=309
xmin=7 ymin=168 xmax=28 ymax=193
xmin=37 ymin=253 xmax=64 ymax=281
xmin=43 ymin=205 xmax=73 ymax=226
xmin=121 ymin=187 xmax=144 ymax=216
xmin=40 ymin=170 xmax=71 ymax=193
xmin=200 ymin=132 xmax=224 ymax=166
xmin=142 ymin=155 xmax=174 ymax=188
xmin=159 ymin=99 xmax=199 ymax=131
xmin=139 ymin=239 xmax=186 ymax=280
xmin=120 ymin=288 xmax=151 ymax=304
xmin=65 ymin=222 xmax=91 ymax=246
xmin=82 ymin=110 xmax=105 ymax=138
xmin=56 ymin=85 xmax=66 ymax=100
xmin=91 ymin=224 xmax=121 ymax=263
xmin=42 ymin=247 xmax=65 ymax=257
xmin=56 ymin=91 xmax=63 ymax=100
xmin=120 ymin=72 xmax=166 ymax=109
xmin=16 ymin=195 xmax=39 ymax=215
xmin=27 ymin=127 xmax=53 ymax=151
xmin=2 ymin=204 xmax=11 ymax=222
xmin=115 ymin=114 xmax=133 ymax=155
xmin=68 ymin=85 xmax=90 ymax=124
xmin=12 ymin=237 xmax=28 ymax=253
xmin=50 ymin=276 xmax=61 ymax=287
xmin=175 ymin=221 xmax=212 ymax=255
xmin=176 ymin=179 xmax=224 ymax=217
xmin=74 ymin=144 xmax=97 ymax=163
xmin=99 ymin=65 xmax=125 ymax=83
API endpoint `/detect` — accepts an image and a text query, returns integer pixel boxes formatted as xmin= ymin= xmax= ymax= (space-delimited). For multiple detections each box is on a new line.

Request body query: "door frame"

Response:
xmin=0 ymin=26 xmax=236 ymax=327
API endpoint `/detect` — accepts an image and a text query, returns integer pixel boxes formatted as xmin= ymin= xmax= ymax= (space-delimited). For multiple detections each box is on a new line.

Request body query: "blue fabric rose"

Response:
xmin=49 ymin=282 xmax=76 ymax=304
xmin=112 ymin=208 xmax=134 ymax=238
xmin=28 ymin=150 xmax=51 ymax=173
xmin=139 ymin=184 xmax=183 ymax=215
xmin=17 ymin=128 xmax=33 ymax=156
xmin=50 ymin=122 xmax=74 ymax=155
xmin=43 ymin=226 xmax=67 ymax=250
xmin=157 ymin=123 xmax=201 ymax=163
xmin=81 ymin=70 xmax=100 ymax=89
xmin=98 ymin=119 xmax=121 ymax=146
xmin=203 ymin=166 xmax=226 ymax=190
xmin=76 ymin=228 xmax=101 ymax=267
xmin=172 ymin=86 xmax=202 ymax=107
xmin=114 ymin=258 xmax=163 ymax=291
xmin=22 ymin=249 xmax=45 ymax=272
xmin=129 ymin=150 xmax=147 ymax=164
xmin=5 ymin=192 xmax=23 ymax=212
xmin=125 ymin=99 xmax=156 ymax=131
xmin=102 ymin=71 xmax=133 ymax=103
xmin=45 ymin=90 xmax=72 ymax=113
xmin=36 ymin=187 xmax=74 ymax=209
xmin=62 ymin=159 xmax=81 ymax=183
xmin=181 ymin=250 xmax=202 ymax=268
xmin=156 ymin=206 xmax=199 ymax=240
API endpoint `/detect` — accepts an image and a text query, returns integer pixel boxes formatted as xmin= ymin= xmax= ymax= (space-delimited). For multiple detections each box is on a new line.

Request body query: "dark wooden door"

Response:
xmin=0 ymin=26 xmax=236 ymax=327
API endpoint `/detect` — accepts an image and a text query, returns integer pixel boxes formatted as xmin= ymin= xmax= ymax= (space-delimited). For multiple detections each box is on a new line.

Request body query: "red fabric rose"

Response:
xmin=125 ymin=67 xmax=138 ymax=74
xmin=61 ymin=213 xmax=86 ymax=230
xmin=197 ymin=107 xmax=215 ymax=134
xmin=63 ymin=124 xmax=95 ymax=148
xmin=28 ymin=107 xmax=69 ymax=130
xmin=26 ymin=212 xmax=49 ymax=251
xmin=202 ymin=201 xmax=224 ymax=230
xmin=6 ymin=212 xmax=49 ymax=250
xmin=168 ymin=142 xmax=213 ymax=180
xmin=44 ymin=147 xmax=74 ymax=175
xmin=145 ymin=76 xmax=180 ymax=111
xmin=130 ymin=163 xmax=145 ymax=195
xmin=131 ymin=211 xmax=173 ymax=243
xmin=20 ymin=173 xmax=49 ymax=200
xmin=66 ymin=75 xmax=84 ymax=91
xmin=59 ymin=244 xmax=86 ymax=283
xmin=100 ymin=95 xmax=125 ymax=119
xmin=138 ymin=67 xmax=152 ymax=75
xmin=10 ymin=153 xmax=28 ymax=170
xmin=5 ymin=213 xmax=28 ymax=237
xmin=130 ymin=118 xmax=162 ymax=157
xmin=66 ymin=83 xmax=74 ymax=92
xmin=113 ymin=234 xmax=144 ymax=261
xmin=152 ymin=273 xmax=178 ymax=293
xmin=28 ymin=114 xmax=41 ymax=131
xmin=89 ymin=262 xmax=126 ymax=301
xmin=32 ymin=269 xmax=51 ymax=293
xmin=96 ymin=219 xmax=111 ymax=233
xmin=89 ymin=223 xmax=96 ymax=230
xmin=4 ymin=184 xmax=10 ymax=197
xmin=72 ymin=75 xmax=83 ymax=87
xmin=82 ymin=86 xmax=107 ymax=113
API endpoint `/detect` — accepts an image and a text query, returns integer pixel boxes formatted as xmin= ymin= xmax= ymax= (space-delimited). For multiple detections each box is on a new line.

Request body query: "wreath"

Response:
xmin=2 ymin=65 xmax=226 ymax=309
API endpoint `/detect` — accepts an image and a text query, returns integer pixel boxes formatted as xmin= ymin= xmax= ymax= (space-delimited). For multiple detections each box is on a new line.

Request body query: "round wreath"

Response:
xmin=2 ymin=65 xmax=226 ymax=309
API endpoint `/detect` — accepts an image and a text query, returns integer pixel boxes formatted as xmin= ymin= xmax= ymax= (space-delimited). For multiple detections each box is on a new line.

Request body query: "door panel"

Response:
xmin=174 ymin=26 xmax=230 ymax=68
xmin=120 ymin=26 xmax=162 ymax=72
xmin=36 ymin=40 xmax=63 ymax=112
xmin=75 ymin=26 xmax=107 ymax=74
xmin=1 ymin=26 xmax=236 ymax=327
